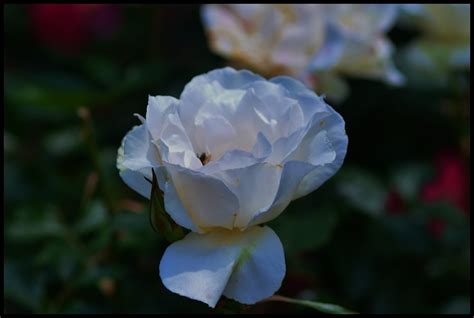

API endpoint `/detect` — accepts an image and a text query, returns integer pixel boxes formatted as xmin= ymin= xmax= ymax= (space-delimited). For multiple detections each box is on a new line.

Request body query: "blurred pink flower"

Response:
xmin=28 ymin=4 xmax=121 ymax=53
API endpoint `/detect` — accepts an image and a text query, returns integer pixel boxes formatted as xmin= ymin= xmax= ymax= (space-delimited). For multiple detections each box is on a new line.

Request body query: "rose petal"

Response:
xmin=159 ymin=225 xmax=285 ymax=307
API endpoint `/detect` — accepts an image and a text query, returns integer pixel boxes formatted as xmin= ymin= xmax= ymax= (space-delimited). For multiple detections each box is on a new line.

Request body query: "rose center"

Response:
xmin=198 ymin=152 xmax=212 ymax=166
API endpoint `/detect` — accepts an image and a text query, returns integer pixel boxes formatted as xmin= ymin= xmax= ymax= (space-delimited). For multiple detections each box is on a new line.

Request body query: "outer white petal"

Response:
xmin=248 ymin=161 xmax=314 ymax=226
xmin=290 ymin=110 xmax=348 ymax=199
xmin=211 ymin=163 xmax=282 ymax=228
xmin=163 ymin=163 xmax=240 ymax=232
xmin=222 ymin=226 xmax=285 ymax=304
xmin=118 ymin=168 xmax=152 ymax=199
xmin=117 ymin=124 xmax=161 ymax=198
xmin=260 ymin=79 xmax=334 ymax=165
xmin=159 ymin=226 xmax=285 ymax=307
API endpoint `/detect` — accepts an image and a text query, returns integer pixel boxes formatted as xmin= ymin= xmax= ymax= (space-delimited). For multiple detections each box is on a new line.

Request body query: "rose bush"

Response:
xmin=117 ymin=67 xmax=348 ymax=307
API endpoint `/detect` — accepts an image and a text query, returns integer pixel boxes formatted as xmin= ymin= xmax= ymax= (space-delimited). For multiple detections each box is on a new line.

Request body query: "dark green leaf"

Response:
xmin=271 ymin=206 xmax=339 ymax=256
xmin=335 ymin=168 xmax=387 ymax=216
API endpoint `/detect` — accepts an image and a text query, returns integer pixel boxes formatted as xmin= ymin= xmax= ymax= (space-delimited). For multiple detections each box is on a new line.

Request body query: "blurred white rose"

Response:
xmin=117 ymin=67 xmax=348 ymax=307
xmin=400 ymin=4 xmax=470 ymax=84
xmin=201 ymin=4 xmax=404 ymax=101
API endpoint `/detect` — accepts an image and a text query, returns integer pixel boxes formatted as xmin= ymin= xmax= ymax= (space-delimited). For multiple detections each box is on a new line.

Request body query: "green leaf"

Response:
xmin=265 ymin=295 xmax=357 ymax=314
xmin=335 ymin=167 xmax=387 ymax=216
xmin=390 ymin=163 xmax=432 ymax=202
xmin=74 ymin=201 xmax=108 ymax=235
xmin=34 ymin=242 xmax=81 ymax=282
xmin=439 ymin=297 xmax=470 ymax=314
xmin=4 ymin=260 xmax=46 ymax=311
xmin=271 ymin=206 xmax=339 ymax=256
xmin=149 ymin=169 xmax=185 ymax=243
xmin=43 ymin=128 xmax=82 ymax=157
xmin=415 ymin=201 xmax=467 ymax=226
xmin=6 ymin=206 xmax=66 ymax=241
xmin=5 ymin=74 xmax=105 ymax=112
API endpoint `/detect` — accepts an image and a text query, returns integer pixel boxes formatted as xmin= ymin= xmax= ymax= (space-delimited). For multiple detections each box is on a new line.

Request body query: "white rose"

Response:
xmin=201 ymin=4 xmax=404 ymax=101
xmin=401 ymin=4 xmax=470 ymax=72
xmin=117 ymin=67 xmax=348 ymax=307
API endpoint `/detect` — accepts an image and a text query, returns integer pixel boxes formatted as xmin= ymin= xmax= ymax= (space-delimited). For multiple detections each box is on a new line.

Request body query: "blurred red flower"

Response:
xmin=385 ymin=150 xmax=469 ymax=237
xmin=28 ymin=4 xmax=121 ymax=54
xmin=420 ymin=150 xmax=469 ymax=213
xmin=426 ymin=218 xmax=446 ymax=238
xmin=385 ymin=189 xmax=405 ymax=215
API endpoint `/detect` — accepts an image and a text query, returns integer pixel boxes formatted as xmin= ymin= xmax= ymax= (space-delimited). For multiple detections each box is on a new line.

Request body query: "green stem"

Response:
xmin=260 ymin=295 xmax=357 ymax=314
xmin=78 ymin=107 xmax=116 ymax=215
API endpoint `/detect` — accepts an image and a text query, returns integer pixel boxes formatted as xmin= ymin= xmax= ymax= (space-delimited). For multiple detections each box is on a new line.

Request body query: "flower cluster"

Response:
xmin=201 ymin=4 xmax=404 ymax=101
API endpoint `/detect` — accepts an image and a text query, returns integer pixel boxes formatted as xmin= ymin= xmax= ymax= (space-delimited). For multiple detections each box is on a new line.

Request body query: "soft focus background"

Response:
xmin=4 ymin=4 xmax=470 ymax=314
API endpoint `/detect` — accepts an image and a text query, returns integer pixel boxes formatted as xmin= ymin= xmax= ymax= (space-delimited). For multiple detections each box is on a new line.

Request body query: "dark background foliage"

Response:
xmin=4 ymin=4 xmax=470 ymax=314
